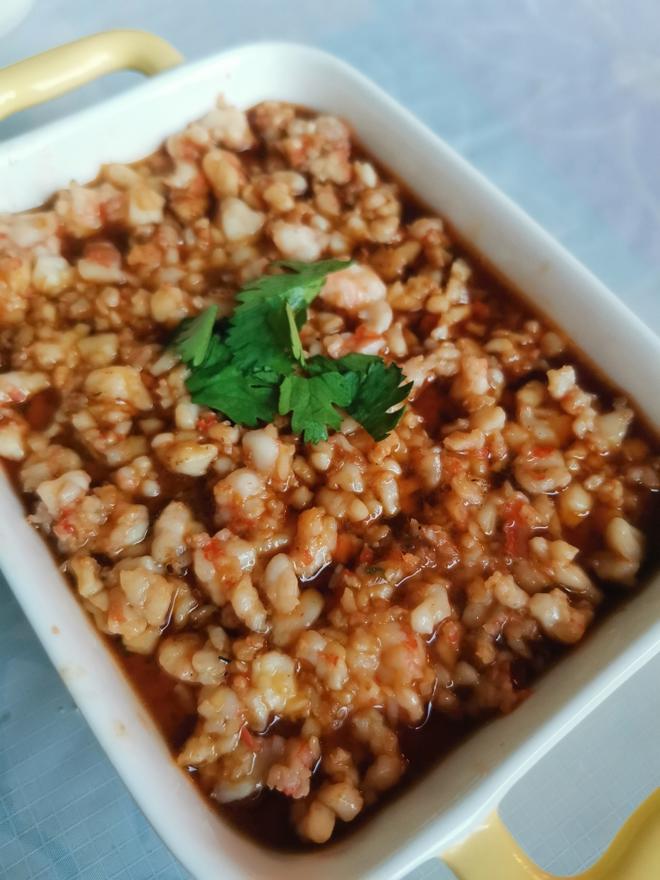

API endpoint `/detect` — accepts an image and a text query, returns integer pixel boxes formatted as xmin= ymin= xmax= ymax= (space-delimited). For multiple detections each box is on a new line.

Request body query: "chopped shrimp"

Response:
xmin=529 ymin=589 xmax=592 ymax=644
xmin=0 ymin=371 xmax=49 ymax=404
xmin=321 ymin=263 xmax=386 ymax=311
xmin=290 ymin=507 xmax=337 ymax=579
xmin=193 ymin=529 xmax=256 ymax=605
xmin=151 ymin=501 xmax=202 ymax=571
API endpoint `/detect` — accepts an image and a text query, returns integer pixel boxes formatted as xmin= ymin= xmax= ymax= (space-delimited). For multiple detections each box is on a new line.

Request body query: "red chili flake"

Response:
xmin=502 ymin=498 xmax=530 ymax=558
xmin=240 ymin=726 xmax=261 ymax=752
xmin=196 ymin=414 xmax=218 ymax=434
xmin=442 ymin=619 xmax=462 ymax=649
xmin=443 ymin=454 xmax=464 ymax=478
xmin=202 ymin=538 xmax=223 ymax=562
xmin=334 ymin=533 xmax=357 ymax=564
xmin=404 ymin=628 xmax=419 ymax=651
xmin=320 ymin=651 xmax=339 ymax=667
xmin=353 ymin=324 xmax=381 ymax=343
xmin=54 ymin=507 xmax=76 ymax=537
xmin=358 ymin=545 xmax=374 ymax=565
xmin=529 ymin=445 xmax=555 ymax=459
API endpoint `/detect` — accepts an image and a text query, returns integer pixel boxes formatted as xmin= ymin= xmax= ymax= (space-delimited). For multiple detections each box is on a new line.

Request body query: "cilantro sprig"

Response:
xmin=170 ymin=260 xmax=412 ymax=443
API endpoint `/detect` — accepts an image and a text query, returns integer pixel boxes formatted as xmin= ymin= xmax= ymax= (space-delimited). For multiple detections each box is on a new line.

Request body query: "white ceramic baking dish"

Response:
xmin=0 ymin=31 xmax=659 ymax=880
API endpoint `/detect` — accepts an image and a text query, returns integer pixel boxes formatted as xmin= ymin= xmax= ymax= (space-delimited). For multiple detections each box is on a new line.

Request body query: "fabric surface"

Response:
xmin=1 ymin=2 xmax=659 ymax=877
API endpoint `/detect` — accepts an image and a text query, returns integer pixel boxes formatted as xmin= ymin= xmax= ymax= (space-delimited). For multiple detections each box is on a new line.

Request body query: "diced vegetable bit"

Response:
xmin=170 ymin=261 xmax=411 ymax=442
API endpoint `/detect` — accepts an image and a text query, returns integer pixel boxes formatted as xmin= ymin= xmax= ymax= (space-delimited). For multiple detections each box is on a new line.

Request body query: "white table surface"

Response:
xmin=0 ymin=2 xmax=659 ymax=878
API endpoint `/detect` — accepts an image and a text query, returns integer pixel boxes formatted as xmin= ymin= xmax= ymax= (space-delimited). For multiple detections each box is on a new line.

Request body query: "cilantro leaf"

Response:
xmin=226 ymin=259 xmax=350 ymax=372
xmin=348 ymin=359 xmax=412 ymax=441
xmin=189 ymin=364 xmax=278 ymax=427
xmin=184 ymin=339 xmax=232 ymax=396
xmin=241 ymin=260 xmax=350 ymax=307
xmin=307 ymin=353 xmax=376 ymax=376
xmin=278 ymin=372 xmax=356 ymax=444
xmin=200 ymin=333 xmax=230 ymax=369
xmin=225 ymin=296 xmax=295 ymax=374
xmin=171 ymin=305 xmax=218 ymax=367
xmin=307 ymin=354 xmax=412 ymax=440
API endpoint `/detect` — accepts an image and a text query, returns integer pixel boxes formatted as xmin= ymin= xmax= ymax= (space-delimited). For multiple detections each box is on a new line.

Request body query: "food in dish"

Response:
xmin=0 ymin=98 xmax=658 ymax=847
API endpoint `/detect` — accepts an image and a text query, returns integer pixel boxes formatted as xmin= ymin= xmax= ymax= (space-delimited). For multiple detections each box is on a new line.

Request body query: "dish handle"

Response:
xmin=440 ymin=787 xmax=660 ymax=879
xmin=0 ymin=29 xmax=182 ymax=121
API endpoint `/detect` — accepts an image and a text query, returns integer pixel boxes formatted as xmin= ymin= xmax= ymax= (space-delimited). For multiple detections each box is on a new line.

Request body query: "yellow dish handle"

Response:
xmin=0 ymin=30 xmax=183 ymax=121
xmin=442 ymin=787 xmax=660 ymax=880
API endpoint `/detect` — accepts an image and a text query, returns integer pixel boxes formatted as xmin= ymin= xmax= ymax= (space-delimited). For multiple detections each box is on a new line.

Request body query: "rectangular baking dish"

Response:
xmin=0 ymin=33 xmax=659 ymax=880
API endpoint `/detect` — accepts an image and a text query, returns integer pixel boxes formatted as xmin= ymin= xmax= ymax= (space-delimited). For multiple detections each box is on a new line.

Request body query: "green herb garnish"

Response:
xmin=170 ymin=304 xmax=218 ymax=368
xmin=226 ymin=259 xmax=347 ymax=373
xmin=171 ymin=260 xmax=412 ymax=443
xmin=278 ymin=371 xmax=357 ymax=444
xmin=307 ymin=354 xmax=412 ymax=441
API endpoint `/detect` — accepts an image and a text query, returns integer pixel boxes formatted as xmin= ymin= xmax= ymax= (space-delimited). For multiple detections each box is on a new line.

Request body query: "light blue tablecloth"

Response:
xmin=1 ymin=2 xmax=659 ymax=878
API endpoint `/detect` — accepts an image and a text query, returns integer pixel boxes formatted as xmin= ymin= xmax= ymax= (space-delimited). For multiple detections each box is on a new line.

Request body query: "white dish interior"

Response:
xmin=0 ymin=42 xmax=658 ymax=880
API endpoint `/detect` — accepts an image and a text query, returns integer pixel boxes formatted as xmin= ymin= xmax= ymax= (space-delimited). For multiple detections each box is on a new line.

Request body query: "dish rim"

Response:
xmin=0 ymin=40 xmax=659 ymax=880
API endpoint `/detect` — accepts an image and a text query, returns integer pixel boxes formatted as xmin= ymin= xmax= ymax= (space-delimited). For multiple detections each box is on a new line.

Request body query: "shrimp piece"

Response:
xmin=211 ymin=735 xmax=286 ymax=804
xmin=192 ymin=529 xmax=256 ymax=605
xmin=55 ymin=182 xmax=117 ymax=238
xmin=324 ymin=327 xmax=386 ymax=358
xmin=262 ymin=553 xmax=300 ymax=614
xmin=84 ymin=366 xmax=153 ymax=411
xmin=320 ymin=263 xmax=386 ymax=312
xmin=320 ymin=264 xmax=390 ymax=355
xmin=266 ymin=735 xmax=320 ymax=799
xmin=271 ymin=219 xmax=328 ymax=261
xmin=126 ymin=182 xmax=165 ymax=227
xmin=158 ymin=629 xmax=229 ymax=685
xmin=0 ymin=410 xmax=29 ymax=460
xmin=33 ymin=255 xmax=74 ymax=296
xmin=0 ymin=255 xmax=31 ymax=324
xmin=36 ymin=470 xmax=91 ymax=518
xmin=179 ymin=686 xmax=245 ymax=766
xmin=529 ymin=589 xmax=592 ymax=644
xmin=202 ymin=149 xmax=246 ymax=198
xmin=151 ymin=501 xmax=202 ymax=571
xmin=290 ymin=507 xmax=337 ymax=579
xmin=20 ymin=445 xmax=83 ymax=492
xmin=200 ymin=100 xmax=255 ymax=151
xmin=77 ymin=241 xmax=125 ymax=284
xmin=213 ymin=467 xmax=267 ymax=525
xmin=107 ymin=560 xmax=175 ymax=653
xmin=0 ymin=371 xmax=49 ymax=404
xmin=152 ymin=431 xmax=218 ymax=476
xmin=0 ymin=211 xmax=59 ymax=253
xmin=280 ymin=115 xmax=351 ymax=184
xmin=231 ymin=574 xmax=269 ymax=632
